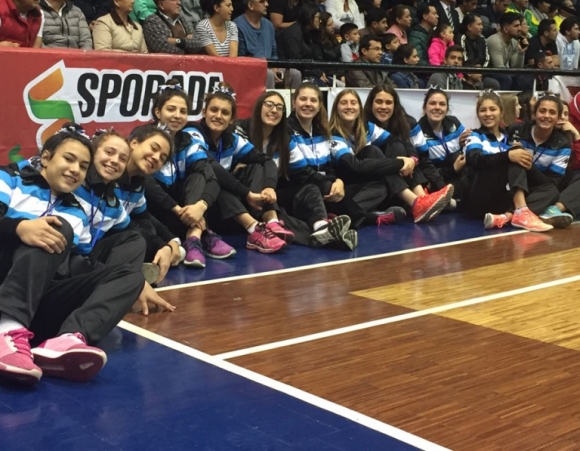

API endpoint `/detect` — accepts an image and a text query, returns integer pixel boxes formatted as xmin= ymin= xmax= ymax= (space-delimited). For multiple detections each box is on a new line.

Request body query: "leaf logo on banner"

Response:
xmin=26 ymin=65 xmax=75 ymax=144
xmin=8 ymin=145 xmax=24 ymax=162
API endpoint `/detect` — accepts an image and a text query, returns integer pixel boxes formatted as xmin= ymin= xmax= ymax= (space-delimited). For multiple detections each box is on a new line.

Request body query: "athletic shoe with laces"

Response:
xmin=201 ymin=230 xmax=236 ymax=259
xmin=483 ymin=213 xmax=510 ymax=230
xmin=512 ymin=207 xmax=553 ymax=232
xmin=247 ymin=223 xmax=286 ymax=253
xmin=539 ymin=205 xmax=574 ymax=229
xmin=0 ymin=328 xmax=42 ymax=385
xmin=412 ymin=185 xmax=454 ymax=223
xmin=308 ymin=215 xmax=351 ymax=248
xmin=266 ymin=221 xmax=295 ymax=244
xmin=340 ymin=229 xmax=358 ymax=250
xmin=32 ymin=333 xmax=107 ymax=382
xmin=183 ymin=236 xmax=206 ymax=268
xmin=374 ymin=206 xmax=406 ymax=226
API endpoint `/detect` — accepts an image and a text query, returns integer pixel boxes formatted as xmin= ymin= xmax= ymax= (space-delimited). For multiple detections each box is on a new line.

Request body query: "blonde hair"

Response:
xmin=499 ymin=93 xmax=517 ymax=127
xmin=329 ymin=89 xmax=367 ymax=154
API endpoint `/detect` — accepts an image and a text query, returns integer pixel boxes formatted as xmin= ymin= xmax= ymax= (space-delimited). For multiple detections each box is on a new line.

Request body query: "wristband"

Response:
xmin=410 ymin=156 xmax=419 ymax=164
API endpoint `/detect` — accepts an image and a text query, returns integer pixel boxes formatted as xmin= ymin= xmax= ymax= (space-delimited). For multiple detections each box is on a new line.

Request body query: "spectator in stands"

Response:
xmin=40 ymin=0 xmax=93 ymax=49
xmin=93 ymin=0 xmax=148 ymax=52
xmin=478 ymin=0 xmax=510 ymax=37
xmin=0 ymin=0 xmax=43 ymax=47
xmin=358 ymin=7 xmax=388 ymax=38
xmin=431 ymin=0 xmax=460 ymax=37
xmin=428 ymin=45 xmax=464 ymax=89
xmin=381 ymin=32 xmax=399 ymax=63
xmin=520 ymin=15 xmax=532 ymax=38
xmin=386 ymin=5 xmax=412 ymax=44
xmin=391 ymin=43 xmax=423 ymax=88
xmin=534 ymin=51 xmax=553 ymax=90
xmin=180 ymin=0 xmax=203 ymax=30
xmin=133 ymin=0 xmax=156 ymax=22
xmin=143 ymin=0 xmax=203 ymax=53
xmin=339 ymin=22 xmax=359 ymax=62
xmin=346 ymin=35 xmax=394 ymax=87
xmin=409 ymin=3 xmax=439 ymax=66
xmin=526 ymin=18 xmax=559 ymax=66
xmin=429 ymin=23 xmax=455 ymax=65
xmin=455 ymin=0 xmax=477 ymax=24
xmin=506 ymin=0 xmax=539 ymax=36
xmin=76 ymin=0 xmax=111 ymax=30
xmin=269 ymin=0 xmax=303 ymax=30
xmin=461 ymin=61 xmax=484 ymax=89
xmin=235 ymin=0 xmax=301 ymax=88
xmin=325 ymin=0 xmax=363 ymax=31
xmin=312 ymin=12 xmax=345 ymax=86
xmin=556 ymin=17 xmax=580 ymax=69
xmin=499 ymin=92 xmax=521 ymax=126
xmin=554 ymin=0 xmax=575 ymax=30
xmin=486 ymin=12 xmax=527 ymax=90
xmin=526 ymin=0 xmax=550 ymax=34
xmin=195 ymin=0 xmax=238 ymax=56
xmin=459 ymin=13 xmax=501 ymax=89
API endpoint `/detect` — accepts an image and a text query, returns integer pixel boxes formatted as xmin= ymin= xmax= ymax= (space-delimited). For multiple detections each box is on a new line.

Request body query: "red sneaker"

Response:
xmin=266 ymin=221 xmax=295 ymax=244
xmin=412 ymin=185 xmax=454 ymax=223
xmin=247 ymin=223 xmax=287 ymax=253
xmin=512 ymin=207 xmax=553 ymax=232
xmin=0 ymin=328 xmax=42 ymax=385
xmin=32 ymin=333 xmax=107 ymax=382
xmin=483 ymin=213 xmax=510 ymax=230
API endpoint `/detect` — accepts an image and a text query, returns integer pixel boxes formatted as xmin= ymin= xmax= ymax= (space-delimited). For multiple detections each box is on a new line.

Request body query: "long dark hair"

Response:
xmin=249 ymin=92 xmax=290 ymax=179
xmin=392 ymin=43 xmax=415 ymax=65
xmin=517 ymin=90 xmax=535 ymax=122
xmin=364 ymin=84 xmax=410 ymax=140
xmin=319 ymin=11 xmax=338 ymax=48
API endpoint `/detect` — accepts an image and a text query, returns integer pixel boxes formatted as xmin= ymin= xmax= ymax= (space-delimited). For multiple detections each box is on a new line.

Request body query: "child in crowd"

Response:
xmin=428 ymin=24 xmax=456 ymax=66
xmin=0 ymin=126 xmax=149 ymax=385
xmin=381 ymin=33 xmax=399 ymax=64
xmin=340 ymin=23 xmax=360 ymax=62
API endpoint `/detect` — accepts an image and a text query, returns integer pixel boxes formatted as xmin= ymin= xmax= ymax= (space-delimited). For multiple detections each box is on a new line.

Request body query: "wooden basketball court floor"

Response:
xmin=2 ymin=215 xmax=580 ymax=450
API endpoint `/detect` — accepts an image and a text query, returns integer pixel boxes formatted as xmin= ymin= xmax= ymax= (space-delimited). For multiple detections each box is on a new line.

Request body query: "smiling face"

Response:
xmin=372 ymin=91 xmax=395 ymax=124
xmin=203 ymin=97 xmax=234 ymax=135
xmin=155 ymin=95 xmax=189 ymax=134
xmin=477 ymin=98 xmax=502 ymax=129
xmin=293 ymin=87 xmax=321 ymax=123
xmin=129 ymin=134 xmax=171 ymax=176
xmin=40 ymin=140 xmax=91 ymax=195
xmin=424 ymin=93 xmax=449 ymax=123
xmin=261 ymin=95 xmax=285 ymax=127
xmin=535 ymin=99 xmax=560 ymax=132
xmin=336 ymin=93 xmax=361 ymax=125
xmin=93 ymin=136 xmax=130 ymax=183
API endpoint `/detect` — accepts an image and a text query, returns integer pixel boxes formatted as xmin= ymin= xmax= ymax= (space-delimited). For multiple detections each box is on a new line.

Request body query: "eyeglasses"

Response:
xmin=263 ymin=100 xmax=285 ymax=112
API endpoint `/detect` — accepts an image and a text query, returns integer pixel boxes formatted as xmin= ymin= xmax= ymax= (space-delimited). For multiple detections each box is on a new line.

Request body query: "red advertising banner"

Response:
xmin=0 ymin=48 xmax=267 ymax=164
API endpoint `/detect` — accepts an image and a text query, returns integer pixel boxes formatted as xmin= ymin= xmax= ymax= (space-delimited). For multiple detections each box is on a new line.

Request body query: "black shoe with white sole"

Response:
xmin=308 ymin=215 xmax=351 ymax=248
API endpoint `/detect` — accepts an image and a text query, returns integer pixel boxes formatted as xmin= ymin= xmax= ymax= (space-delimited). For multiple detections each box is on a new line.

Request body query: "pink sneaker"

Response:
xmin=247 ymin=223 xmax=286 ymax=253
xmin=511 ymin=207 xmax=553 ymax=232
xmin=266 ymin=221 xmax=295 ymax=244
xmin=183 ymin=236 xmax=206 ymax=268
xmin=0 ymin=328 xmax=42 ymax=385
xmin=483 ymin=213 xmax=510 ymax=230
xmin=201 ymin=230 xmax=236 ymax=259
xmin=32 ymin=333 xmax=107 ymax=382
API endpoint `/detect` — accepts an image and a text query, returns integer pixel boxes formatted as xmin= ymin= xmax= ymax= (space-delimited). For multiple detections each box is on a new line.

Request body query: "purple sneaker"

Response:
xmin=0 ymin=328 xmax=42 ymax=385
xmin=201 ymin=230 xmax=237 ymax=259
xmin=183 ymin=236 xmax=206 ymax=268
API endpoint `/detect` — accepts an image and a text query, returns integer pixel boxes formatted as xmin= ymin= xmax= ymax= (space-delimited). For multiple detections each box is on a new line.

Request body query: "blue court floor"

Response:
xmin=0 ymin=214 xmax=512 ymax=451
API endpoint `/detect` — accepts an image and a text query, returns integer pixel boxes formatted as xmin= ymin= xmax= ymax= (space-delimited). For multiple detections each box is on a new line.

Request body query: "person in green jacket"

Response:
xmin=408 ymin=3 xmax=439 ymax=66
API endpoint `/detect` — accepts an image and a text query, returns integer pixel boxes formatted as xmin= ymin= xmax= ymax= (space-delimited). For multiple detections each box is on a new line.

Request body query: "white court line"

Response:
xmin=118 ymin=320 xmax=450 ymax=451
xmin=215 ymin=273 xmax=580 ymax=360
xmin=156 ymin=230 xmax=527 ymax=292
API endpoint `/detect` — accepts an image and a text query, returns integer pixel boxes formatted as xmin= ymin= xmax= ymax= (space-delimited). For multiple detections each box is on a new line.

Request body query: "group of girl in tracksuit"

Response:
xmin=2 ymin=79 xmax=578 ymax=387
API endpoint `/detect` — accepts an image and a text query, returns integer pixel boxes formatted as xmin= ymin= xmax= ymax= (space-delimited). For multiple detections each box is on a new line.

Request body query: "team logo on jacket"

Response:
xmin=23 ymin=61 xmax=225 ymax=149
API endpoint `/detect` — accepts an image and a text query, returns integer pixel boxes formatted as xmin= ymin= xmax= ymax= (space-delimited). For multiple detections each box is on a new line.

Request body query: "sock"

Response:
xmin=246 ymin=222 xmax=257 ymax=234
xmin=313 ymin=220 xmax=329 ymax=231
xmin=514 ymin=207 xmax=527 ymax=215
xmin=0 ymin=315 xmax=25 ymax=334
xmin=267 ymin=219 xmax=278 ymax=224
